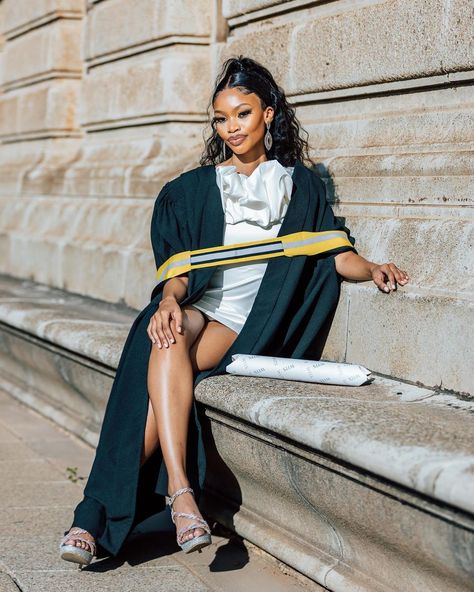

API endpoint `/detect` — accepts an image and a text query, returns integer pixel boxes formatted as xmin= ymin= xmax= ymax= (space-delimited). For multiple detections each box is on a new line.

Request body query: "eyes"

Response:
xmin=212 ymin=109 xmax=251 ymax=125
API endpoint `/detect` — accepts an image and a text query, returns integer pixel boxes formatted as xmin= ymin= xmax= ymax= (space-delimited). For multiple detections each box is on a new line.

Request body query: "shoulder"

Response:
xmin=164 ymin=164 xmax=214 ymax=212
xmin=178 ymin=163 xmax=213 ymax=186
xmin=154 ymin=177 xmax=182 ymax=206
xmin=295 ymin=161 xmax=326 ymax=191
xmin=154 ymin=164 xmax=212 ymax=214
xmin=160 ymin=164 xmax=212 ymax=193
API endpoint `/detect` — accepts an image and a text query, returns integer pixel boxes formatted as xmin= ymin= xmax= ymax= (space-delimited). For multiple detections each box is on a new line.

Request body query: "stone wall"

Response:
xmin=0 ymin=0 xmax=472 ymax=394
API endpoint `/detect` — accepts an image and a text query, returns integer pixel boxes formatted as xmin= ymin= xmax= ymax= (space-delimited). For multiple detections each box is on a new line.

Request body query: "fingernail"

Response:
xmin=391 ymin=284 xmax=396 ymax=290
xmin=171 ymin=339 xmax=175 ymax=343
xmin=384 ymin=286 xmax=389 ymax=292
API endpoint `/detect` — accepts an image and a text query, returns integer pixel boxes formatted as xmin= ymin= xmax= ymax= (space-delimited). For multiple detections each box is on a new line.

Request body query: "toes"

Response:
xmin=64 ymin=536 xmax=93 ymax=552
xmin=190 ymin=528 xmax=203 ymax=540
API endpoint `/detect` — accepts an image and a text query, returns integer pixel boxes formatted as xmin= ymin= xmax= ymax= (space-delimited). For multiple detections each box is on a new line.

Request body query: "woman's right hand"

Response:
xmin=147 ymin=296 xmax=184 ymax=348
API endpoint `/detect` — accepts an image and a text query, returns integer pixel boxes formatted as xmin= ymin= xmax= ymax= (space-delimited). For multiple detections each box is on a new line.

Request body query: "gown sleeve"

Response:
xmin=149 ymin=178 xmax=189 ymax=300
xmin=313 ymin=173 xmax=358 ymax=257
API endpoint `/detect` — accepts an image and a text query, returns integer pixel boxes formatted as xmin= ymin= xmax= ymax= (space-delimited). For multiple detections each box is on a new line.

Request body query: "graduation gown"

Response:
xmin=67 ymin=158 xmax=357 ymax=557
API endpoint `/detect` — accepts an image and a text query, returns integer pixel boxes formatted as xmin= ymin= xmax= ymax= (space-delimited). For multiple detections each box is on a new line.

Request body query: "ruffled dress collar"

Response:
xmin=215 ymin=159 xmax=294 ymax=228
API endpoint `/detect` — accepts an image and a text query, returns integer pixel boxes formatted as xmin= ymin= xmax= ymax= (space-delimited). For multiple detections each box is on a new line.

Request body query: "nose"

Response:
xmin=226 ymin=115 xmax=241 ymax=134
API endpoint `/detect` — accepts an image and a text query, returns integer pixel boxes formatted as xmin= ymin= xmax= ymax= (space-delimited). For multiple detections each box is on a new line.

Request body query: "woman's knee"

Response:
xmin=150 ymin=305 xmax=207 ymax=354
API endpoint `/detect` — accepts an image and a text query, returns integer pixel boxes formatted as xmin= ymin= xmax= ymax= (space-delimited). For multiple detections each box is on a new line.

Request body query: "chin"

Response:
xmin=233 ymin=143 xmax=255 ymax=155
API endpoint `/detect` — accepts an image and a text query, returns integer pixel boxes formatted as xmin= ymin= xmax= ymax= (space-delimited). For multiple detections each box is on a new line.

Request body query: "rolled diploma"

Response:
xmin=225 ymin=354 xmax=372 ymax=386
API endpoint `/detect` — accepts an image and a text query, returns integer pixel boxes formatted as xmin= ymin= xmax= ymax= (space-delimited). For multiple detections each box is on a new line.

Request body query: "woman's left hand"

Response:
xmin=371 ymin=262 xmax=410 ymax=293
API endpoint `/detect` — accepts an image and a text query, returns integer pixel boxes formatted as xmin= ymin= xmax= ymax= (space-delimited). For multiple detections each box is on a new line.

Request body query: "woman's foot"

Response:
xmin=167 ymin=485 xmax=207 ymax=543
xmin=62 ymin=527 xmax=96 ymax=554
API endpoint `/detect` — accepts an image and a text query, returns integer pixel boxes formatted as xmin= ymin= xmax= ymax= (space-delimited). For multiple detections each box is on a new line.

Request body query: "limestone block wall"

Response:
xmin=0 ymin=0 xmax=472 ymax=394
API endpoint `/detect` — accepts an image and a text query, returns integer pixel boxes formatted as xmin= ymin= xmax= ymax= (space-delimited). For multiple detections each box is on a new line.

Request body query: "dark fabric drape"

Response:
xmin=67 ymin=159 xmax=357 ymax=557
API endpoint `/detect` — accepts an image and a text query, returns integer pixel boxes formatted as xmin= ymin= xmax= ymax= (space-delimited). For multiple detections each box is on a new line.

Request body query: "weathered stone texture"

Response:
xmin=0 ymin=0 xmax=472 ymax=396
xmin=0 ymin=139 xmax=82 ymax=194
xmin=223 ymin=0 xmax=474 ymax=90
xmin=322 ymin=285 xmax=473 ymax=395
xmin=0 ymin=196 xmax=156 ymax=308
xmin=1 ymin=19 xmax=82 ymax=86
xmin=59 ymin=128 xmax=201 ymax=197
xmin=86 ymin=0 xmax=211 ymax=60
xmin=0 ymin=79 xmax=81 ymax=138
xmin=80 ymin=48 xmax=210 ymax=127
xmin=1 ymin=0 xmax=83 ymax=37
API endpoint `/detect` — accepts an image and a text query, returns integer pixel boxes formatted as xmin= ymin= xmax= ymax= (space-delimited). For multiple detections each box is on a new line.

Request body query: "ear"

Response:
xmin=264 ymin=106 xmax=274 ymax=124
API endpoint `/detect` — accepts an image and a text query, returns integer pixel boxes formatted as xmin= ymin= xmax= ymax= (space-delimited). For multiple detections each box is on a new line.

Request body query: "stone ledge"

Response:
xmin=0 ymin=276 xmax=474 ymax=513
xmin=0 ymin=273 xmax=472 ymax=512
xmin=197 ymin=373 xmax=474 ymax=515
xmin=0 ymin=273 xmax=472 ymax=590
xmin=0 ymin=274 xmax=135 ymax=368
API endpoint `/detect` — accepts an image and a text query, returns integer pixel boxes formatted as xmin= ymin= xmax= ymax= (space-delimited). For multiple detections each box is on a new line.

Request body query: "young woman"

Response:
xmin=59 ymin=56 xmax=409 ymax=565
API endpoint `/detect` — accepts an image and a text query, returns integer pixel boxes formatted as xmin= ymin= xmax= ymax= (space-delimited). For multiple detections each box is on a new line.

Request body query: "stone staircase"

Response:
xmin=0 ymin=273 xmax=472 ymax=592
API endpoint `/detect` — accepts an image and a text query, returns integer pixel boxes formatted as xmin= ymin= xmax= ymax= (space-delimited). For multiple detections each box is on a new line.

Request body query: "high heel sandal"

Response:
xmin=59 ymin=527 xmax=96 ymax=567
xmin=166 ymin=487 xmax=212 ymax=554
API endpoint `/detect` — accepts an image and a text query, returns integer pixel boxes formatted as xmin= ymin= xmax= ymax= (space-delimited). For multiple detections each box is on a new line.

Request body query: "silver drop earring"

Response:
xmin=264 ymin=120 xmax=273 ymax=151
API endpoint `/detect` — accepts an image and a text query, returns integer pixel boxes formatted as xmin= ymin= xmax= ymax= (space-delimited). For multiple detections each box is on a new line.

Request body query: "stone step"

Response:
xmin=0 ymin=273 xmax=472 ymax=592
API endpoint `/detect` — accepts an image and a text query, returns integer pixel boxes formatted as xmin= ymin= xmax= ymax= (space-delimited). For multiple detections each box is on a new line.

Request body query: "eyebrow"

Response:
xmin=213 ymin=103 xmax=252 ymax=114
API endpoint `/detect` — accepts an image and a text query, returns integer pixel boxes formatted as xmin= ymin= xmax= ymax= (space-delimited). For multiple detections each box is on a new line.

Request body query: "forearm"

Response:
xmin=162 ymin=275 xmax=189 ymax=303
xmin=334 ymin=250 xmax=376 ymax=281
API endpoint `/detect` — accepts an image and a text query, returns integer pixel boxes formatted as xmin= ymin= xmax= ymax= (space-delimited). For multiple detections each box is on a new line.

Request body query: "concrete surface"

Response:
xmin=0 ymin=388 xmax=325 ymax=592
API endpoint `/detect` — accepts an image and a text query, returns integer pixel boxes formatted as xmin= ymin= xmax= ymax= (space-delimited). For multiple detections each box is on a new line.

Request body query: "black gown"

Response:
xmin=66 ymin=158 xmax=357 ymax=557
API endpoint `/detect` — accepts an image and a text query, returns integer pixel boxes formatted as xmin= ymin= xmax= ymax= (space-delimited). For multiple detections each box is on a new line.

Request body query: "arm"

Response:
xmin=334 ymin=250 xmax=410 ymax=293
xmin=161 ymin=275 xmax=189 ymax=304
xmin=149 ymin=274 xmax=189 ymax=347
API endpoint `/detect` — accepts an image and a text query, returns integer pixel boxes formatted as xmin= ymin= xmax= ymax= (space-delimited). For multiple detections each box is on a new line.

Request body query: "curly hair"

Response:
xmin=199 ymin=55 xmax=314 ymax=168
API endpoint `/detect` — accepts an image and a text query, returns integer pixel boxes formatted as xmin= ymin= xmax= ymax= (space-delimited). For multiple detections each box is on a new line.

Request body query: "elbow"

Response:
xmin=177 ymin=274 xmax=189 ymax=288
xmin=334 ymin=250 xmax=353 ymax=275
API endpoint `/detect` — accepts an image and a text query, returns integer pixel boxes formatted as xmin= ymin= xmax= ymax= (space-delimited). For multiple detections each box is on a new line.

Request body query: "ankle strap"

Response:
xmin=165 ymin=486 xmax=194 ymax=507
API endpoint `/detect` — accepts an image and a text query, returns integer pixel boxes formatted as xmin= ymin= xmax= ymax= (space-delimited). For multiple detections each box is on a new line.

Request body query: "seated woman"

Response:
xmin=59 ymin=55 xmax=409 ymax=565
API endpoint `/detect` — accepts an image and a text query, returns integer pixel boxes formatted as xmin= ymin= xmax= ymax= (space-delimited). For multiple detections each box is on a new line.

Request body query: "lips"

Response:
xmin=228 ymin=135 xmax=247 ymax=145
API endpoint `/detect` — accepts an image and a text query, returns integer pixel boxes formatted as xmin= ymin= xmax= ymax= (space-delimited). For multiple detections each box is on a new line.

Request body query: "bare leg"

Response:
xmin=140 ymin=398 xmax=160 ymax=466
xmin=63 ymin=306 xmax=238 ymax=550
xmin=147 ymin=305 xmax=238 ymax=543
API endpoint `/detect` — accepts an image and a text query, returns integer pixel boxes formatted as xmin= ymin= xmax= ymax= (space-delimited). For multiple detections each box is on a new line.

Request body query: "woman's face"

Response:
xmin=212 ymin=87 xmax=273 ymax=160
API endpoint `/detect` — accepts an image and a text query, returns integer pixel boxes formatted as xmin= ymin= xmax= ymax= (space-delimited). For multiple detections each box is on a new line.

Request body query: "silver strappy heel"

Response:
xmin=166 ymin=486 xmax=212 ymax=554
xmin=59 ymin=527 xmax=96 ymax=567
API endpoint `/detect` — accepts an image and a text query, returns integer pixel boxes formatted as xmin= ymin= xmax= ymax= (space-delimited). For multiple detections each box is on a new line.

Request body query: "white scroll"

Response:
xmin=225 ymin=354 xmax=372 ymax=386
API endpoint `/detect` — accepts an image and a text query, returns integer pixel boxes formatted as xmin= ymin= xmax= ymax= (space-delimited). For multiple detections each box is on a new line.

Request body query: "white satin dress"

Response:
xmin=191 ymin=159 xmax=295 ymax=334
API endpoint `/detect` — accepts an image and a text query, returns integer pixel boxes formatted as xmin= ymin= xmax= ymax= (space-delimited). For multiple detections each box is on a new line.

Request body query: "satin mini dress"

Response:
xmin=191 ymin=159 xmax=295 ymax=334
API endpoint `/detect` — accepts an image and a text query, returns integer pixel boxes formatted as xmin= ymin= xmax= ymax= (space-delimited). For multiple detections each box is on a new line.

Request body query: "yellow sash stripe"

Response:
xmin=156 ymin=230 xmax=353 ymax=282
